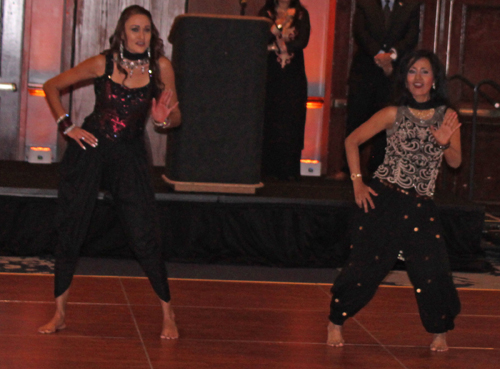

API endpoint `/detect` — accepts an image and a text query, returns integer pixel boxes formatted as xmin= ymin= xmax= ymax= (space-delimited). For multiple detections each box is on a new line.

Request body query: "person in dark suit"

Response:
xmin=332 ymin=0 xmax=421 ymax=180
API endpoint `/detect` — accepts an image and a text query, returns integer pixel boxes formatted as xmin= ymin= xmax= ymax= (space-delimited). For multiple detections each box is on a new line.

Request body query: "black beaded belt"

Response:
xmin=378 ymin=179 xmax=432 ymax=200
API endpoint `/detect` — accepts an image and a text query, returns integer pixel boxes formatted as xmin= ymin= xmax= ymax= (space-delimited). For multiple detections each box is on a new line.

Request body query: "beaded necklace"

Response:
xmin=116 ymin=47 xmax=150 ymax=77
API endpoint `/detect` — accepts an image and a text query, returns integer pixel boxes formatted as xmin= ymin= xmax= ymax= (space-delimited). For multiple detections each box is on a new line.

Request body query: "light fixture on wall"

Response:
xmin=301 ymin=97 xmax=324 ymax=176
xmin=300 ymin=159 xmax=321 ymax=176
xmin=0 ymin=83 xmax=18 ymax=91
xmin=28 ymin=83 xmax=46 ymax=97
xmin=26 ymin=146 xmax=52 ymax=164
xmin=306 ymin=97 xmax=324 ymax=109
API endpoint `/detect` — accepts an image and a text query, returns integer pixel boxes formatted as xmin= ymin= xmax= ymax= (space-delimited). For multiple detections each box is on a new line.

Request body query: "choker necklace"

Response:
xmin=123 ymin=48 xmax=149 ymax=60
xmin=118 ymin=45 xmax=150 ymax=76
xmin=407 ymin=97 xmax=440 ymax=110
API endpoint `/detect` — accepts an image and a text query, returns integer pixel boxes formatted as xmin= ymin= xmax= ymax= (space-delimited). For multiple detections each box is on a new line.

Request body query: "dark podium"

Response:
xmin=163 ymin=14 xmax=270 ymax=194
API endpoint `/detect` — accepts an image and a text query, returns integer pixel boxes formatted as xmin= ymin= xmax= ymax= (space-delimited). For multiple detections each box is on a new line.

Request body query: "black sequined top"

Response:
xmin=82 ymin=53 xmax=157 ymax=142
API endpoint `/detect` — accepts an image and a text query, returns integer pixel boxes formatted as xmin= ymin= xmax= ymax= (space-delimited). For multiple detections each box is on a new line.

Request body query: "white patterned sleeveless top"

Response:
xmin=373 ymin=105 xmax=448 ymax=197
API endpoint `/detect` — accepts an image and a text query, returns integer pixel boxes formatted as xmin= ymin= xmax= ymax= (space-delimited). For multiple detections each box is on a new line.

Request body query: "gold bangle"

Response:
xmin=153 ymin=117 xmax=171 ymax=128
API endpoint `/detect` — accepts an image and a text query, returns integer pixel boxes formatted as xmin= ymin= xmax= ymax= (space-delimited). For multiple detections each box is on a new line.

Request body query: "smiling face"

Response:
xmin=406 ymin=57 xmax=435 ymax=102
xmin=122 ymin=14 xmax=152 ymax=54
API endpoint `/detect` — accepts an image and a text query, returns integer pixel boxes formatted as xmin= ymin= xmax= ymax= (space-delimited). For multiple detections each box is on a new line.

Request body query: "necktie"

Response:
xmin=384 ymin=0 xmax=391 ymax=29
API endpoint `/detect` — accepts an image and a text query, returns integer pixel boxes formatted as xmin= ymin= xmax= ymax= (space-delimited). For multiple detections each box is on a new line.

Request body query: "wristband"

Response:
xmin=56 ymin=113 xmax=69 ymax=125
xmin=438 ymin=143 xmax=450 ymax=150
xmin=57 ymin=115 xmax=75 ymax=135
xmin=63 ymin=124 xmax=76 ymax=135
xmin=153 ymin=117 xmax=172 ymax=128
xmin=350 ymin=173 xmax=362 ymax=181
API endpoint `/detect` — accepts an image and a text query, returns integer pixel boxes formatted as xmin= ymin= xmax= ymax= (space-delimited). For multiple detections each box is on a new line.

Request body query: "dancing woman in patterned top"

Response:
xmin=327 ymin=50 xmax=461 ymax=352
xmin=38 ymin=5 xmax=180 ymax=339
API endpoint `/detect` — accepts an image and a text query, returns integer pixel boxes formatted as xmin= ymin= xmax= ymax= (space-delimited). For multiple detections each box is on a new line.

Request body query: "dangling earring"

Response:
xmin=120 ymin=42 xmax=124 ymax=60
xmin=432 ymin=82 xmax=436 ymax=90
xmin=147 ymin=47 xmax=151 ymax=59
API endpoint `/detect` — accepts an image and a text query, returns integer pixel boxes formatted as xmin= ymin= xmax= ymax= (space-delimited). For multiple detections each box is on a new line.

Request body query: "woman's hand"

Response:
xmin=66 ymin=126 xmax=98 ymax=150
xmin=353 ymin=180 xmax=378 ymax=213
xmin=151 ymin=89 xmax=179 ymax=125
xmin=268 ymin=43 xmax=279 ymax=52
xmin=430 ymin=109 xmax=461 ymax=146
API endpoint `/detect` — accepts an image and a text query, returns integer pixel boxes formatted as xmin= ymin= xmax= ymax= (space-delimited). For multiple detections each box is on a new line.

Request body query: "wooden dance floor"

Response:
xmin=1 ymin=273 xmax=499 ymax=368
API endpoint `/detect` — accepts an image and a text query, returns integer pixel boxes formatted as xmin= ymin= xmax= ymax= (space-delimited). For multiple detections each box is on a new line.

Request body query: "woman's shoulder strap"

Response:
xmin=103 ymin=52 xmax=114 ymax=77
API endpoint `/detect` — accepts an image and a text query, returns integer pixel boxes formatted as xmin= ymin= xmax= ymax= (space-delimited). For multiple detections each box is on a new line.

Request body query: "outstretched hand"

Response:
xmin=353 ymin=181 xmax=378 ymax=213
xmin=430 ymin=110 xmax=461 ymax=146
xmin=151 ymin=89 xmax=179 ymax=124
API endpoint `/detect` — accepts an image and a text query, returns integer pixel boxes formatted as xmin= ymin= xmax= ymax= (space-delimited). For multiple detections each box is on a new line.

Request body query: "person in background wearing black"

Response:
xmin=327 ymin=50 xmax=461 ymax=352
xmin=38 ymin=5 xmax=180 ymax=339
xmin=258 ymin=0 xmax=310 ymax=181
xmin=331 ymin=0 xmax=420 ymax=180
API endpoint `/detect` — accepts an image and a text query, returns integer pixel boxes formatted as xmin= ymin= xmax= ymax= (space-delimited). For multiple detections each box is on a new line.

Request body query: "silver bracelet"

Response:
xmin=63 ymin=123 xmax=76 ymax=135
xmin=56 ymin=113 xmax=69 ymax=125
xmin=438 ymin=142 xmax=450 ymax=150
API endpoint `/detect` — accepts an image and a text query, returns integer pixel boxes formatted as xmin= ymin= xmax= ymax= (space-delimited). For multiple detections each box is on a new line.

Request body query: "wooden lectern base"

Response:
xmin=162 ymin=175 xmax=264 ymax=194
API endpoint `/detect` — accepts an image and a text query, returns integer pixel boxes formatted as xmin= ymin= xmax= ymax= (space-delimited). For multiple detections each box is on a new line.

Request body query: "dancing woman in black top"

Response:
xmin=38 ymin=5 xmax=180 ymax=339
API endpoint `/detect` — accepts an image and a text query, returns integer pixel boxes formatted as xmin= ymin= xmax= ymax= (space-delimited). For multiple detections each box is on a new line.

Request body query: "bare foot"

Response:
xmin=161 ymin=318 xmax=179 ymax=340
xmin=160 ymin=300 xmax=179 ymax=339
xmin=38 ymin=312 xmax=66 ymax=334
xmin=327 ymin=321 xmax=345 ymax=347
xmin=430 ymin=333 xmax=448 ymax=352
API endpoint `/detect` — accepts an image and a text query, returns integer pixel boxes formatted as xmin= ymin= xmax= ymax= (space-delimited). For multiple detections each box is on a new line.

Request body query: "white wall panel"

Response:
xmin=300 ymin=0 xmax=330 ymax=165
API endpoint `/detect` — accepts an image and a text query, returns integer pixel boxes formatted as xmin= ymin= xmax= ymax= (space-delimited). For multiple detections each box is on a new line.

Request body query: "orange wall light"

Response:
xmin=306 ymin=97 xmax=324 ymax=109
xmin=300 ymin=159 xmax=320 ymax=164
xmin=28 ymin=83 xmax=46 ymax=97
xmin=28 ymin=88 xmax=46 ymax=97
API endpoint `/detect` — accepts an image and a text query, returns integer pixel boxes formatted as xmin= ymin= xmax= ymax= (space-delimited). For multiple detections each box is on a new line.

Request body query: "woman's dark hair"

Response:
xmin=393 ymin=49 xmax=450 ymax=107
xmin=261 ymin=0 xmax=307 ymax=26
xmin=106 ymin=5 xmax=165 ymax=92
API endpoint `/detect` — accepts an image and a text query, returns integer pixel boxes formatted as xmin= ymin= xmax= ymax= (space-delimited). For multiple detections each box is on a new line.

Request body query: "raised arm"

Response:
xmin=430 ymin=108 xmax=462 ymax=168
xmin=151 ymin=56 xmax=181 ymax=129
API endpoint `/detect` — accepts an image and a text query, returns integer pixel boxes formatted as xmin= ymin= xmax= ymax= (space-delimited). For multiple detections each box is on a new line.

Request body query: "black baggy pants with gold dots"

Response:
xmin=53 ymin=135 xmax=171 ymax=303
xmin=329 ymin=179 xmax=461 ymax=333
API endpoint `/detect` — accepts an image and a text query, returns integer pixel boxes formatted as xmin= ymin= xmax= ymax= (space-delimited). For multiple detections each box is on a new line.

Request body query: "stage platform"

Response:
xmin=0 ymin=160 xmax=490 ymax=271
